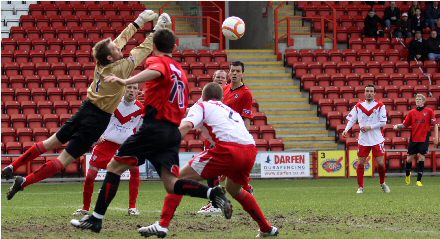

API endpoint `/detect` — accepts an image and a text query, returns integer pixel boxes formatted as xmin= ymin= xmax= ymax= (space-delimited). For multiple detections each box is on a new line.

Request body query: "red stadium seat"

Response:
xmin=392 ymin=137 xmax=408 ymax=149
xmin=4 ymin=62 xmax=20 ymax=77
xmin=190 ymin=62 xmax=205 ymax=76
xmin=253 ymin=112 xmax=268 ymax=126
xmin=255 ymin=139 xmax=268 ymax=151
xmin=9 ymin=75 xmax=25 ymax=89
xmin=2 ymin=128 xmax=16 ymax=143
xmin=357 ymin=49 xmax=371 ymax=62
xmin=21 ymin=101 xmax=37 ymax=115
xmin=188 ymin=140 xmax=204 ymax=152
xmin=386 ymin=152 xmax=403 ymax=170
xmin=29 ymin=88 xmax=46 ymax=103
xmin=375 ymin=73 xmax=390 ymax=86
xmin=323 ymin=61 xmax=337 ymax=75
xmin=349 ymin=37 xmax=363 ymax=50
xmin=2 ymin=88 xmax=15 ymax=101
xmin=345 ymin=138 xmax=358 ymax=150
xmin=366 ymin=61 xmax=381 ymax=74
xmin=330 ymin=73 xmax=345 ymax=87
xmin=197 ymin=49 xmax=212 ymax=63
xmin=6 ymin=142 xmax=22 ymax=154
xmin=334 ymin=98 xmax=349 ymax=112
xmin=61 ymin=50 xmax=76 ymax=64
xmin=308 ymin=62 xmax=322 ymax=75
xmin=35 ymin=62 xmax=51 ymax=77
xmin=16 ymin=88 xmax=32 ymax=102
xmin=352 ymin=61 xmax=366 ymax=74
xmin=2 ymin=114 xmax=10 ymax=128
xmin=14 ymin=50 xmax=29 ymax=63
xmin=329 ymin=49 xmax=343 ymax=62
xmin=395 ymin=61 xmax=410 ymax=74
xmin=389 ymin=73 xmax=404 ymax=87
xmin=53 ymin=101 xmax=69 ymax=114
xmin=269 ymin=139 xmax=284 ymax=151
xmin=285 ymin=49 xmax=300 ymax=66
xmin=395 ymin=98 xmax=409 ymax=112
xmin=43 ymin=114 xmax=59 ymax=129
xmin=315 ymin=49 xmax=328 ymax=62
xmin=60 ymin=114 xmax=72 ymax=125
xmin=293 ymin=62 xmax=308 ymax=78
xmin=388 ymin=111 xmax=403 ymax=124
xmin=383 ymin=124 xmax=397 ymax=138
xmin=328 ymin=111 xmax=342 ymax=129
xmin=69 ymin=100 xmax=83 ymax=114
xmin=73 ymin=76 xmax=88 ymax=89
xmin=63 ymin=88 xmax=79 ymax=101
xmin=197 ymin=74 xmax=212 ymax=88
xmin=1 ymin=157 xmax=11 ymax=170
xmin=338 ymin=61 xmax=352 ymax=74
xmin=316 ymin=74 xmax=330 ymax=87
xmin=5 ymin=101 xmax=20 ymax=115
xmin=318 ymin=99 xmax=333 ymax=117
xmin=27 ymin=114 xmax=44 ymax=128
xmin=179 ymin=140 xmax=188 ymax=152
xmin=189 ymin=87 xmax=202 ymax=101
xmin=310 ymin=86 xmax=325 ymax=103
xmin=404 ymin=73 xmax=419 ymax=86
xmin=325 ymin=86 xmax=340 ymax=99
xmin=17 ymin=128 xmax=33 ymax=142
xmin=37 ymin=101 xmax=53 ymax=115
xmin=260 ymin=125 xmax=276 ymax=140
xmin=248 ymin=125 xmax=260 ymax=139
xmin=213 ymin=50 xmax=228 ymax=63
xmin=182 ymin=50 xmax=197 ymax=63
xmin=413 ymin=85 xmax=429 ymax=96
xmin=301 ymin=74 xmax=316 ymax=91
xmin=400 ymin=85 xmax=414 ymax=99
xmin=11 ymin=114 xmax=26 ymax=128
xmin=205 ymin=62 xmax=220 ymax=76
xmin=360 ymin=73 xmax=375 ymax=86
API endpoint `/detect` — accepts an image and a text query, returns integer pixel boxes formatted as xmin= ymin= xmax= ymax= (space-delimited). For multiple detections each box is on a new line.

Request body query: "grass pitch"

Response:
xmin=2 ymin=177 xmax=440 ymax=239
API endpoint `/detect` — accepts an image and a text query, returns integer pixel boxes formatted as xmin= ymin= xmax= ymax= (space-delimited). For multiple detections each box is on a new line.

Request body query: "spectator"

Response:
xmin=384 ymin=1 xmax=401 ymax=29
xmin=411 ymin=8 xmax=426 ymax=34
xmin=434 ymin=19 xmax=440 ymax=37
xmin=394 ymin=12 xmax=412 ymax=38
xmin=364 ymin=10 xmax=382 ymax=37
xmin=425 ymin=30 xmax=440 ymax=60
xmin=408 ymin=31 xmax=426 ymax=61
xmin=409 ymin=1 xmax=421 ymax=19
xmin=425 ymin=1 xmax=440 ymax=29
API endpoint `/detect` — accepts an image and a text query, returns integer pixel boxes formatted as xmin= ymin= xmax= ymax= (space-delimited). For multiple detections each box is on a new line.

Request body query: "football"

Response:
xmin=221 ymin=16 xmax=245 ymax=40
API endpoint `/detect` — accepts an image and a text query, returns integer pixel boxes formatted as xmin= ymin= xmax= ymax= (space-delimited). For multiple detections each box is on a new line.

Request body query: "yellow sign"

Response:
xmin=317 ymin=151 xmax=346 ymax=177
xmin=348 ymin=150 xmax=373 ymax=177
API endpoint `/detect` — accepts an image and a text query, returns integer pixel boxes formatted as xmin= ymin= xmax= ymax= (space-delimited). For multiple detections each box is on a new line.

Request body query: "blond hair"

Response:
xmin=415 ymin=94 xmax=426 ymax=101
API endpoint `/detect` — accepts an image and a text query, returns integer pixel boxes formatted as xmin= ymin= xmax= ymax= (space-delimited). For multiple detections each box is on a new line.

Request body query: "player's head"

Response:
xmin=153 ymin=29 xmax=176 ymax=54
xmin=124 ymin=83 xmax=140 ymax=102
xmin=93 ymin=38 xmax=123 ymax=66
xmin=229 ymin=61 xmax=245 ymax=84
xmin=202 ymin=82 xmax=223 ymax=101
xmin=415 ymin=94 xmax=426 ymax=107
xmin=364 ymin=84 xmax=376 ymax=102
xmin=212 ymin=70 xmax=227 ymax=87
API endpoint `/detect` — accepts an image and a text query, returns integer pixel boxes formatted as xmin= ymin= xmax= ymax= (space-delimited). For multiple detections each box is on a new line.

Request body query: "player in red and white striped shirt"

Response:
xmin=343 ymin=85 xmax=390 ymax=194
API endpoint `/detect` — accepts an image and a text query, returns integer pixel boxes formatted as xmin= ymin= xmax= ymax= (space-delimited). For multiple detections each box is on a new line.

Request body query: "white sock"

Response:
xmin=206 ymin=188 xmax=212 ymax=199
xmin=92 ymin=212 xmax=104 ymax=219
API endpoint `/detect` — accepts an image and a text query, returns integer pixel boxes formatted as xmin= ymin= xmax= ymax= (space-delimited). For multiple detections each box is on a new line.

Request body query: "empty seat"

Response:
xmin=43 ymin=114 xmax=59 ymax=128
xmin=5 ymin=101 xmax=20 ymax=115
xmin=11 ymin=114 xmax=27 ymax=128
xmin=21 ymin=101 xmax=37 ymax=115
xmin=6 ymin=142 xmax=22 ymax=154
xmin=27 ymin=114 xmax=44 ymax=128
xmin=17 ymin=128 xmax=33 ymax=142
xmin=255 ymin=139 xmax=268 ymax=151
xmin=253 ymin=112 xmax=267 ymax=126
xmin=260 ymin=125 xmax=276 ymax=140
xmin=53 ymin=101 xmax=69 ymax=114
xmin=47 ymin=88 xmax=63 ymax=101
xmin=51 ymin=63 xmax=67 ymax=76
xmin=269 ymin=139 xmax=284 ymax=151
xmin=188 ymin=139 xmax=204 ymax=152
xmin=37 ymin=101 xmax=53 ymax=115
xmin=2 ymin=128 xmax=16 ymax=143
xmin=9 ymin=75 xmax=25 ymax=88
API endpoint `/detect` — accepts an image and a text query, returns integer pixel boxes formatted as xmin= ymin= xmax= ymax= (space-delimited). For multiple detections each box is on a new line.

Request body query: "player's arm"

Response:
xmin=394 ymin=111 xmax=412 ymax=130
xmin=342 ymin=106 xmax=358 ymax=137
xmin=362 ymin=105 xmax=387 ymax=132
xmin=241 ymin=91 xmax=254 ymax=129
xmin=104 ymin=69 xmax=161 ymax=85
xmin=113 ymin=10 xmax=157 ymax=50
xmin=179 ymin=103 xmax=204 ymax=137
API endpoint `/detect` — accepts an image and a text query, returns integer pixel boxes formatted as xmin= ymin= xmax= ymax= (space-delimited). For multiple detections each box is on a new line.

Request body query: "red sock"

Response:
xmin=22 ymin=158 xmax=64 ymax=188
xmin=83 ymin=169 xmax=98 ymax=211
xmin=378 ymin=163 xmax=386 ymax=184
xmin=242 ymin=183 xmax=252 ymax=192
xmin=357 ymin=164 xmax=365 ymax=188
xmin=11 ymin=142 xmax=46 ymax=170
xmin=159 ymin=193 xmax=183 ymax=228
xmin=128 ymin=167 xmax=140 ymax=208
xmin=233 ymin=190 xmax=272 ymax=233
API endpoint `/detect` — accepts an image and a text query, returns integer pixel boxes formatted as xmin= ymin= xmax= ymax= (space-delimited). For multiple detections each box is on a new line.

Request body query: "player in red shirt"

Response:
xmin=71 ymin=29 xmax=232 ymax=234
xmin=393 ymin=94 xmax=438 ymax=186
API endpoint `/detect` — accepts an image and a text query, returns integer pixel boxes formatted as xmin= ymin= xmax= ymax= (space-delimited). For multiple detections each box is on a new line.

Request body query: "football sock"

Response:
xmin=417 ymin=161 xmax=424 ymax=181
xmin=405 ymin=160 xmax=412 ymax=176
xmin=159 ymin=193 xmax=183 ymax=228
xmin=22 ymin=158 xmax=63 ymax=188
xmin=242 ymin=183 xmax=253 ymax=193
xmin=11 ymin=142 xmax=46 ymax=170
xmin=207 ymin=177 xmax=220 ymax=187
xmin=83 ymin=169 xmax=98 ymax=211
xmin=129 ymin=167 xmax=140 ymax=208
xmin=94 ymin=172 xmax=121 ymax=217
xmin=378 ymin=164 xmax=386 ymax=184
xmin=356 ymin=163 xmax=365 ymax=188
xmin=173 ymin=179 xmax=209 ymax=199
xmin=233 ymin=189 xmax=272 ymax=233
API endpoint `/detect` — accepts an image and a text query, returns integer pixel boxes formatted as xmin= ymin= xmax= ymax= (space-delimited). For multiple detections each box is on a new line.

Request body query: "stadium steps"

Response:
xmin=144 ymin=1 xmax=197 ymax=34
xmin=226 ymin=49 xmax=338 ymax=151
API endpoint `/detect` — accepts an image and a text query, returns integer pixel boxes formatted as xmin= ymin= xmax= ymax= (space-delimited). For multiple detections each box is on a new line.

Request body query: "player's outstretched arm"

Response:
xmin=393 ymin=124 xmax=405 ymax=130
xmin=104 ymin=69 xmax=161 ymax=85
xmin=113 ymin=10 xmax=157 ymax=50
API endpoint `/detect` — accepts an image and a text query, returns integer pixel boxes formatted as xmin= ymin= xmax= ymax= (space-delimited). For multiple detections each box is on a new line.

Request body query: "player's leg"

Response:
xmin=2 ymin=129 xmax=62 ymax=180
xmin=416 ymin=153 xmax=425 ymax=186
xmin=225 ymin=179 xmax=278 ymax=237
xmin=197 ymin=176 xmax=222 ymax=215
xmin=128 ymin=166 xmax=141 ymax=215
xmin=77 ymin=165 xmax=99 ymax=215
xmin=357 ymin=144 xmax=372 ymax=193
xmin=372 ymin=142 xmax=388 ymax=192
xmin=405 ymin=154 xmax=415 ymax=185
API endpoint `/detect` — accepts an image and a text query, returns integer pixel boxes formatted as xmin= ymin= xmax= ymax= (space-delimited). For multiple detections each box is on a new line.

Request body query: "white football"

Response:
xmin=222 ymin=16 xmax=245 ymax=40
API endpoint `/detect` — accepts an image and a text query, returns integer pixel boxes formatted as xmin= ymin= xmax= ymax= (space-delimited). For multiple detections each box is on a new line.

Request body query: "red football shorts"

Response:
xmin=358 ymin=142 xmax=385 ymax=158
xmin=189 ymin=141 xmax=257 ymax=186
xmin=89 ymin=140 xmax=121 ymax=169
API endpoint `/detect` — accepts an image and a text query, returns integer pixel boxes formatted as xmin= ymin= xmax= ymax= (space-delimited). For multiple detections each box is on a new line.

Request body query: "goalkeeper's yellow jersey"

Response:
xmin=87 ymin=23 xmax=153 ymax=114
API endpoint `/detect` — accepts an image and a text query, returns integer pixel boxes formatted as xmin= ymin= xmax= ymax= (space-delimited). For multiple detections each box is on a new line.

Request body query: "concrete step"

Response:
xmin=253 ymin=94 xmax=305 ymax=99
xmin=278 ymin=133 xmax=330 ymax=138
xmin=264 ymin=110 xmax=316 ymax=115
xmin=246 ymin=82 xmax=296 ymax=86
xmin=244 ymin=61 xmax=284 ymax=67
xmin=245 ymin=67 xmax=287 ymax=73
xmin=248 ymin=85 xmax=299 ymax=90
xmin=272 ymin=123 xmax=326 ymax=128
xmin=257 ymin=98 xmax=308 ymax=103
xmin=281 ymin=136 xmax=335 ymax=141
xmin=259 ymin=102 xmax=310 ymax=107
xmin=269 ymin=119 xmax=321 ymax=125
xmin=268 ymin=115 xmax=319 ymax=121
xmin=227 ymin=55 xmax=278 ymax=61
xmin=246 ymin=79 xmax=293 ymax=84
xmin=226 ymin=49 xmax=273 ymax=53
xmin=245 ymin=73 xmax=291 ymax=78
xmin=284 ymin=142 xmax=338 ymax=151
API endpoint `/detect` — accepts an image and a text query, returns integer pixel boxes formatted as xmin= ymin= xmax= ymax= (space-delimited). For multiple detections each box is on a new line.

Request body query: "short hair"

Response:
xmin=213 ymin=70 xmax=227 ymax=77
xmin=202 ymin=82 xmax=223 ymax=101
xmin=93 ymin=38 xmax=112 ymax=66
xmin=153 ymin=29 xmax=175 ymax=53
xmin=365 ymin=84 xmax=376 ymax=92
xmin=230 ymin=61 xmax=245 ymax=72
xmin=415 ymin=93 xmax=426 ymax=101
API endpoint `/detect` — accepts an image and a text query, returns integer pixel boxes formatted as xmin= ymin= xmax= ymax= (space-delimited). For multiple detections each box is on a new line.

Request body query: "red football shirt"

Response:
xmin=223 ymin=84 xmax=254 ymax=119
xmin=143 ymin=56 xmax=189 ymax=126
xmin=403 ymin=107 xmax=436 ymax=142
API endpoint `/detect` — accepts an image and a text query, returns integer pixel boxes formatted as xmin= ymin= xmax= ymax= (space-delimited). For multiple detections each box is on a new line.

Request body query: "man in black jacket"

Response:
xmin=364 ymin=10 xmax=382 ymax=37
xmin=425 ymin=1 xmax=440 ymax=29
xmin=384 ymin=1 xmax=401 ymax=29
xmin=408 ymin=31 xmax=426 ymax=61
xmin=411 ymin=8 xmax=426 ymax=34
xmin=425 ymin=30 xmax=440 ymax=60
